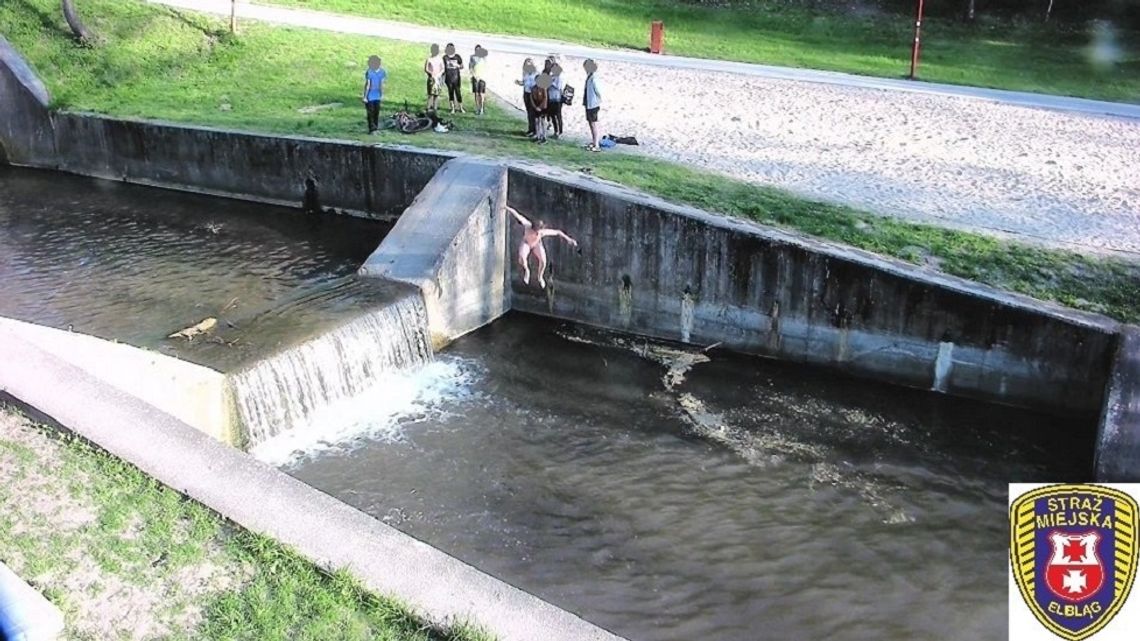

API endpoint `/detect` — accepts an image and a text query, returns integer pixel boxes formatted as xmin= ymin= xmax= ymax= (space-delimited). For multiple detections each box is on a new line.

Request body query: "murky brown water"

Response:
xmin=283 ymin=315 xmax=1094 ymax=641
xmin=0 ymin=166 xmax=396 ymax=370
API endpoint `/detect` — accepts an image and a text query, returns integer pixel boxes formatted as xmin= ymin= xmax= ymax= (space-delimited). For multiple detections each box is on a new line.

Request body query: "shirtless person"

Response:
xmin=508 ymin=206 xmax=577 ymax=289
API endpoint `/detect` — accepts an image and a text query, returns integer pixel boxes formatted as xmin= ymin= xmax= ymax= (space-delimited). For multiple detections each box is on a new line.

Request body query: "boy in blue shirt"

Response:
xmin=362 ymin=55 xmax=387 ymax=134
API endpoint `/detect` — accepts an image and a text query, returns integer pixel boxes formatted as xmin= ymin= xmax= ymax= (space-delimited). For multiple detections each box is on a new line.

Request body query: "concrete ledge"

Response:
xmin=1096 ymin=327 xmax=1140 ymax=481
xmin=50 ymin=114 xmax=453 ymax=218
xmin=0 ymin=561 xmax=65 ymax=641
xmin=0 ymin=35 xmax=56 ymax=165
xmin=360 ymin=157 xmax=510 ymax=348
xmin=507 ymin=165 xmax=1119 ymax=416
xmin=0 ymin=317 xmax=237 ymax=446
xmin=0 ymin=326 xmax=626 ymax=641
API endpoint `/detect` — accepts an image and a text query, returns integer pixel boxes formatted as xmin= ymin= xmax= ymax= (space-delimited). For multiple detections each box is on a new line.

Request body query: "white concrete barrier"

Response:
xmin=0 ymin=562 xmax=65 ymax=641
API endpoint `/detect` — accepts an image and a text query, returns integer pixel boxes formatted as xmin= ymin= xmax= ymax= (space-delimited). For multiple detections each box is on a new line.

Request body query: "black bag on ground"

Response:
xmin=561 ymin=85 xmax=575 ymax=106
xmin=604 ymin=134 xmax=639 ymax=146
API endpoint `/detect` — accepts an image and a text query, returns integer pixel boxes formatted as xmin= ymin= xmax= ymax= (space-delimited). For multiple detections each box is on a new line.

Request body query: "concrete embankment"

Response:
xmin=1 ymin=36 xmax=449 ymax=219
xmin=506 ymin=166 xmax=1120 ymax=418
xmin=360 ymin=157 xmax=511 ymax=348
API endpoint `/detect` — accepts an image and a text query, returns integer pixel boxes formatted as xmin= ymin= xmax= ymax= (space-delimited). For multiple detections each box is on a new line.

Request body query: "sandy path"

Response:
xmin=481 ymin=54 xmax=1140 ymax=255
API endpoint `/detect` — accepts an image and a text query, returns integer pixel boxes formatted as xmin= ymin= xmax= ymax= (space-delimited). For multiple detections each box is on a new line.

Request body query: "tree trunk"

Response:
xmin=230 ymin=0 xmax=238 ymax=34
xmin=61 ymin=0 xmax=94 ymax=42
xmin=967 ymin=0 xmax=976 ymax=21
xmin=1045 ymin=0 xmax=1055 ymax=22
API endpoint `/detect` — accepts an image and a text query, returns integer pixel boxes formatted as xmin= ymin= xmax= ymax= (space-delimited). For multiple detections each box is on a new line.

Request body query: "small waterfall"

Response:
xmin=232 ymin=294 xmax=432 ymax=446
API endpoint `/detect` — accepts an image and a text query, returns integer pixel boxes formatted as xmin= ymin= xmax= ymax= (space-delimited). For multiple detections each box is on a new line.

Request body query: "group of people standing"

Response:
xmin=517 ymin=56 xmax=602 ymax=150
xmin=361 ymin=43 xmax=603 ymax=150
xmin=423 ymin=43 xmax=490 ymax=115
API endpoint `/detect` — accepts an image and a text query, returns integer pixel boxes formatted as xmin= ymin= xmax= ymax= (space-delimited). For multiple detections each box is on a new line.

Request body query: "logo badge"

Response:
xmin=1010 ymin=484 xmax=1139 ymax=640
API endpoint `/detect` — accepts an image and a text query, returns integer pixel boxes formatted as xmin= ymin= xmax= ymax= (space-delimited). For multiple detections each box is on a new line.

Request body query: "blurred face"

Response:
xmin=445 ymin=44 xmax=455 ymax=55
xmin=430 ymin=44 xmax=440 ymax=57
xmin=368 ymin=56 xmax=381 ymax=70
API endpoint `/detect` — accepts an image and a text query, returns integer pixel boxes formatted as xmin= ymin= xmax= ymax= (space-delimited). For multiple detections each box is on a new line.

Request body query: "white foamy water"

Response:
xmin=251 ymin=357 xmax=478 ymax=468
xmin=232 ymin=296 xmax=432 ymax=445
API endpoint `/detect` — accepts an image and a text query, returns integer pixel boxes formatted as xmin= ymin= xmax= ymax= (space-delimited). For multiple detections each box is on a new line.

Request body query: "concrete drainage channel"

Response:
xmin=4 ymin=33 xmax=1140 ymax=641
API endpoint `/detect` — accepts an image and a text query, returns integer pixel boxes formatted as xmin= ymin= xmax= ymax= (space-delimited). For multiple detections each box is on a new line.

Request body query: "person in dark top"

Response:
xmin=547 ymin=62 xmax=565 ymax=139
xmin=515 ymin=58 xmax=537 ymax=137
xmin=442 ymin=43 xmax=465 ymax=114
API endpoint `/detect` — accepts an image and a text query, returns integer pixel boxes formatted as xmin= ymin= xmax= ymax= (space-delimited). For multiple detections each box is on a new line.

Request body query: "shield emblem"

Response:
xmin=1045 ymin=532 xmax=1104 ymax=601
xmin=1010 ymin=484 xmax=1139 ymax=641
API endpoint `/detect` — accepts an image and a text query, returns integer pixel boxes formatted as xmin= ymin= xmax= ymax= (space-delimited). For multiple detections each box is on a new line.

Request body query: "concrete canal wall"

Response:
xmin=1 ymin=40 xmax=1136 ymax=471
xmin=0 ymin=35 xmax=450 ymax=219
xmin=507 ymin=166 xmax=1120 ymax=418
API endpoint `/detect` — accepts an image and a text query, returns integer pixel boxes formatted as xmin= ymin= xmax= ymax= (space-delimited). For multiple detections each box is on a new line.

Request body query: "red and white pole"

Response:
xmin=909 ymin=0 xmax=925 ymax=80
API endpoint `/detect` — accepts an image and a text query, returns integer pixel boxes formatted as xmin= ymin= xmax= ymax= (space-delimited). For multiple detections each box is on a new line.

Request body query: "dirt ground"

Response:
xmin=0 ymin=408 xmax=245 ymax=641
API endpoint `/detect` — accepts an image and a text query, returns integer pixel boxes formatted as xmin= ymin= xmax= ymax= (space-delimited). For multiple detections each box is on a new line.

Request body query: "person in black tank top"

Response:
xmin=442 ymin=43 xmax=465 ymax=114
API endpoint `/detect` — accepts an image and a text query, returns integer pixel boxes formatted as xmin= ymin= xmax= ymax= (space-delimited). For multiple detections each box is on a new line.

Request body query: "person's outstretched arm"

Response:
xmin=506 ymin=206 xmax=531 ymax=227
xmin=540 ymin=228 xmax=578 ymax=246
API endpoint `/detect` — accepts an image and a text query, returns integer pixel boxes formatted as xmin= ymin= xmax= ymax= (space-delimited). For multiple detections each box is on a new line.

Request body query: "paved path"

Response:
xmin=151 ymin=0 xmax=1140 ymax=255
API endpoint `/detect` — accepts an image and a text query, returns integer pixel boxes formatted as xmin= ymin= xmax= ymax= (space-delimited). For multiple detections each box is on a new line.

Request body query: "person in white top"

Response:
xmin=583 ymin=59 xmax=602 ymax=151
xmin=423 ymin=44 xmax=444 ymax=112
xmin=469 ymin=45 xmax=488 ymax=115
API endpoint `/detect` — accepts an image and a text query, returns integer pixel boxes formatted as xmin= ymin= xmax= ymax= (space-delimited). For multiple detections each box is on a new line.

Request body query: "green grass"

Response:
xmin=0 ymin=405 xmax=490 ymax=641
xmin=269 ymin=0 xmax=1140 ymax=102
xmin=2 ymin=0 xmax=1139 ymax=321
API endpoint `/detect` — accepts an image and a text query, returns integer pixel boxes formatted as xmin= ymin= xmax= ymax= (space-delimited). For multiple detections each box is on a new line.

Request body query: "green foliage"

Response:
xmin=2 ymin=0 xmax=1138 ymax=323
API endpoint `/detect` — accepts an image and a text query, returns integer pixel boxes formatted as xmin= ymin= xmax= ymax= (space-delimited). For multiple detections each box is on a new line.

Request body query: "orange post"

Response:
xmin=650 ymin=21 xmax=665 ymax=54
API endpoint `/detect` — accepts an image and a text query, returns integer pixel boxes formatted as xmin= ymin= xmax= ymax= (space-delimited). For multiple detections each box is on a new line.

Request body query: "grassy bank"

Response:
xmin=2 ymin=0 xmax=1139 ymax=321
xmin=0 ymin=406 xmax=487 ymax=641
xmin=269 ymin=0 xmax=1140 ymax=102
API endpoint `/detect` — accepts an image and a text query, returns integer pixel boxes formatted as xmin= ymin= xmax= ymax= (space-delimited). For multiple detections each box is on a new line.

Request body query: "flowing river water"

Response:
xmin=275 ymin=316 xmax=1093 ymax=641
xmin=2 ymin=166 xmax=1096 ymax=640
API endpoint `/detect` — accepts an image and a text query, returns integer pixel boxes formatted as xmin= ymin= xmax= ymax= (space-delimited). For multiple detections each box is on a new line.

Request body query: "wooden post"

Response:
xmin=230 ymin=0 xmax=238 ymax=34
xmin=908 ymin=0 xmax=925 ymax=80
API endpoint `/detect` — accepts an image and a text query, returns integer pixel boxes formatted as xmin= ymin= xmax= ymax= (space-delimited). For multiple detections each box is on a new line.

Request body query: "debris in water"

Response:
xmin=167 ymin=317 xmax=218 ymax=340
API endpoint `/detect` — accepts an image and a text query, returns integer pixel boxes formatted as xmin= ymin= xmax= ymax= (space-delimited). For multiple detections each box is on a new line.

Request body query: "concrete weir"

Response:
xmin=0 ymin=327 xmax=624 ymax=641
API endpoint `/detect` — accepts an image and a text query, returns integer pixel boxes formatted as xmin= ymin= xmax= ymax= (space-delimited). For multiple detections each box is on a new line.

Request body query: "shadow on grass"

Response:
xmin=9 ymin=0 xmax=72 ymax=39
